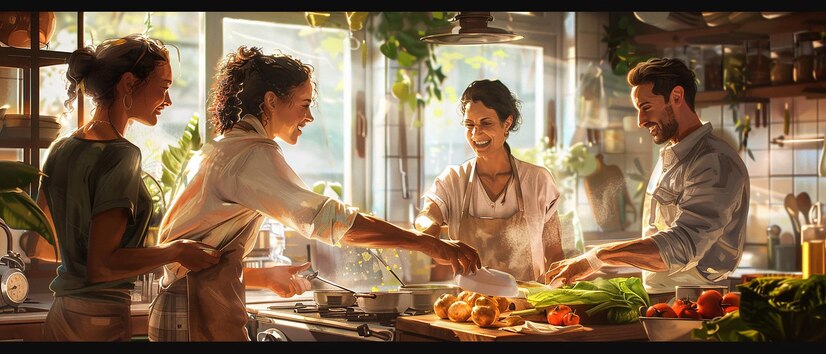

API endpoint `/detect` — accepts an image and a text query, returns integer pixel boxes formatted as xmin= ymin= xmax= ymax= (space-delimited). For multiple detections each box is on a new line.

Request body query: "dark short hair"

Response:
xmin=626 ymin=57 xmax=698 ymax=112
xmin=459 ymin=79 xmax=522 ymax=133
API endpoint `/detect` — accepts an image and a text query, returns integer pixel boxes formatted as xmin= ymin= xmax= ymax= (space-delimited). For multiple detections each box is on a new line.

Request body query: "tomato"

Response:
xmin=547 ymin=305 xmax=572 ymax=325
xmin=561 ymin=312 xmax=581 ymax=326
xmin=646 ymin=303 xmax=678 ymax=318
xmin=724 ymin=306 xmax=739 ymax=314
xmin=696 ymin=290 xmax=724 ymax=319
xmin=671 ymin=298 xmax=696 ymax=315
xmin=677 ymin=306 xmax=702 ymax=319
xmin=721 ymin=292 xmax=740 ymax=308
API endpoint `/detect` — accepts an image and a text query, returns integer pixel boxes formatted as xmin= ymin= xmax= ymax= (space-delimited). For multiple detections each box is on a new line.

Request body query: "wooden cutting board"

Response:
xmin=584 ymin=154 xmax=636 ymax=232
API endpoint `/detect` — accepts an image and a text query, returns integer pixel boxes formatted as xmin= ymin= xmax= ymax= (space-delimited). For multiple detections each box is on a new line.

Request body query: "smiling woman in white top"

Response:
xmin=146 ymin=46 xmax=481 ymax=342
xmin=414 ymin=79 xmax=573 ymax=283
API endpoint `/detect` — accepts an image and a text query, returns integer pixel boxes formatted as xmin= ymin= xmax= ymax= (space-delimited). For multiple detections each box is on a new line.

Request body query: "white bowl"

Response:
xmin=639 ymin=315 xmax=707 ymax=341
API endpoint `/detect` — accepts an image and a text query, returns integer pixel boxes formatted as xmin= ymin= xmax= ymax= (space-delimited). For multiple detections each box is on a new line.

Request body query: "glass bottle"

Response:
xmin=261 ymin=218 xmax=291 ymax=265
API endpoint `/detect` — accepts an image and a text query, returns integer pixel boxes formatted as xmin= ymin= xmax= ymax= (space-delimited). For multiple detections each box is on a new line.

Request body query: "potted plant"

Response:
xmin=0 ymin=161 xmax=56 ymax=257
xmin=142 ymin=113 xmax=203 ymax=246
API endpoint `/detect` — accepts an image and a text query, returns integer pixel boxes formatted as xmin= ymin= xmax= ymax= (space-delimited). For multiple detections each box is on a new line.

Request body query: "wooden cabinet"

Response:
xmin=0 ymin=12 xmax=84 ymax=195
xmin=631 ymin=12 xmax=826 ymax=108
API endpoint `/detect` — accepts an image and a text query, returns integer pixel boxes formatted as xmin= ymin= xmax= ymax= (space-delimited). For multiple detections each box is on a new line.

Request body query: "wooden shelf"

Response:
xmin=0 ymin=47 xmax=71 ymax=68
xmin=0 ymin=139 xmax=55 ymax=149
xmin=695 ymin=81 xmax=826 ymax=107
xmin=634 ymin=12 xmax=826 ymax=49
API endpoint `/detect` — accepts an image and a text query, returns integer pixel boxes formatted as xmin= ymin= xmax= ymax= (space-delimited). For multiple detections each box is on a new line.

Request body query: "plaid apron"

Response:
xmin=147 ymin=279 xmax=189 ymax=341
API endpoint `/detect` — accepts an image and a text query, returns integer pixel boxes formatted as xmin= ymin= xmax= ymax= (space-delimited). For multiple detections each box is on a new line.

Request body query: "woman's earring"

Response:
xmin=123 ymin=94 xmax=133 ymax=111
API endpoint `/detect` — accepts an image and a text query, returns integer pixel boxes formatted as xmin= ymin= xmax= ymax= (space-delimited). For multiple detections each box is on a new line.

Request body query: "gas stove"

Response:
xmin=247 ymin=301 xmax=431 ymax=342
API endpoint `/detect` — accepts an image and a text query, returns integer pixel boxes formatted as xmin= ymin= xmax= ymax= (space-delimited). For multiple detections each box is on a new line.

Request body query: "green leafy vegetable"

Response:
xmin=692 ymin=275 xmax=826 ymax=341
xmin=521 ymin=277 xmax=650 ymax=324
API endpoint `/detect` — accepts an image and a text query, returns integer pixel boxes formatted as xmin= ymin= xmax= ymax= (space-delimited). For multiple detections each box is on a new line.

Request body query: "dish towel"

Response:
xmin=501 ymin=321 xmax=591 ymax=335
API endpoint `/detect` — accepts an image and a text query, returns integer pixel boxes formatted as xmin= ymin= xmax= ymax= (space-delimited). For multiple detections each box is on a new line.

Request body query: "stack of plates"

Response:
xmin=0 ymin=114 xmax=62 ymax=141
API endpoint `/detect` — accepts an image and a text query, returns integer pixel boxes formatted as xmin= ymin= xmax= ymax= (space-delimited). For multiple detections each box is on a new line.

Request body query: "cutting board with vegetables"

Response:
xmin=584 ymin=154 xmax=636 ymax=232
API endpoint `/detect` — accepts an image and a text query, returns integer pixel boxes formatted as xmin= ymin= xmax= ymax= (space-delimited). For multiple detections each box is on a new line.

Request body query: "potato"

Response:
xmin=447 ymin=300 xmax=472 ymax=322
xmin=466 ymin=292 xmax=482 ymax=307
xmin=471 ymin=305 xmax=499 ymax=327
xmin=493 ymin=296 xmax=510 ymax=313
xmin=457 ymin=290 xmax=473 ymax=302
xmin=433 ymin=293 xmax=458 ymax=319
xmin=474 ymin=296 xmax=499 ymax=315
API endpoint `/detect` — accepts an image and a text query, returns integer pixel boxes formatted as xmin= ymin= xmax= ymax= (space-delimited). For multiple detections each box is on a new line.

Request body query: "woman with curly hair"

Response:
xmin=147 ymin=46 xmax=481 ymax=341
xmin=36 ymin=34 xmax=221 ymax=341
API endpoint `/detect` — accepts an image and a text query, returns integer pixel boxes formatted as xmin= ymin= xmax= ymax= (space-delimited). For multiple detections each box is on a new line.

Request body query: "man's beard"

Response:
xmin=653 ymin=105 xmax=679 ymax=145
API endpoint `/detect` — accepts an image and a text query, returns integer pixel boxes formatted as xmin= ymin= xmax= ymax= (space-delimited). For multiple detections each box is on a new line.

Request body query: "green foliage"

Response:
xmin=0 ymin=161 xmax=55 ymax=249
xmin=144 ymin=113 xmax=203 ymax=220
xmin=513 ymin=140 xmax=597 ymax=180
xmin=693 ymin=275 xmax=826 ymax=341
xmin=369 ymin=12 xmax=454 ymax=107
xmin=312 ymin=181 xmax=343 ymax=199
xmin=601 ymin=15 xmax=654 ymax=76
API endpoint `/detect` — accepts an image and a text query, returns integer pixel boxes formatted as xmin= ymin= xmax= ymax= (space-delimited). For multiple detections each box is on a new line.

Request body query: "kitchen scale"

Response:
xmin=1 ymin=219 xmax=28 ymax=309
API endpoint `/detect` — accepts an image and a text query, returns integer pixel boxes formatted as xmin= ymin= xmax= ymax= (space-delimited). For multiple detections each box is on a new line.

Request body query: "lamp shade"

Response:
xmin=421 ymin=12 xmax=523 ymax=45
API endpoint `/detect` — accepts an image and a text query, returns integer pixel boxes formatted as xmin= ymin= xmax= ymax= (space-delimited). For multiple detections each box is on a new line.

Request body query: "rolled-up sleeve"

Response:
xmin=422 ymin=165 xmax=460 ymax=222
xmin=228 ymin=143 xmax=358 ymax=246
xmin=649 ymin=153 xmax=747 ymax=275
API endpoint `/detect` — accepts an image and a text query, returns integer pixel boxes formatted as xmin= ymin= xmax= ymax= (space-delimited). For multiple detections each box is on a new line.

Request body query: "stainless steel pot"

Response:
xmin=400 ymin=284 xmax=461 ymax=311
xmin=354 ymin=291 xmax=412 ymax=314
xmin=313 ymin=289 xmax=356 ymax=307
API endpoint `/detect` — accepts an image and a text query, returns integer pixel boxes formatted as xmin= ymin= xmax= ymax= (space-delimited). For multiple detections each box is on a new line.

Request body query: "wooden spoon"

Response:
xmin=784 ymin=193 xmax=801 ymax=237
xmin=797 ymin=192 xmax=813 ymax=225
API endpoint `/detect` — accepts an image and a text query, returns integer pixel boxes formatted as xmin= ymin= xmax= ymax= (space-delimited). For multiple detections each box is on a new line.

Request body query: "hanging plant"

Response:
xmin=369 ymin=12 xmax=453 ymax=108
xmin=602 ymin=15 xmax=654 ymax=76
xmin=723 ymin=47 xmax=754 ymax=161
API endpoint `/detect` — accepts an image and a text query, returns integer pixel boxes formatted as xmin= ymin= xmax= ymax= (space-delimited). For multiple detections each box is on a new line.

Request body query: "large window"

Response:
xmin=423 ymin=44 xmax=544 ymax=189
xmin=46 ymin=12 xmax=205 ymax=180
xmin=222 ymin=18 xmax=350 ymax=190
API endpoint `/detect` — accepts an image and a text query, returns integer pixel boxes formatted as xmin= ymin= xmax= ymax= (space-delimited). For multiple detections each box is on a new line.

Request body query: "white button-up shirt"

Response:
xmin=642 ymin=122 xmax=750 ymax=294
xmin=158 ymin=115 xmax=359 ymax=285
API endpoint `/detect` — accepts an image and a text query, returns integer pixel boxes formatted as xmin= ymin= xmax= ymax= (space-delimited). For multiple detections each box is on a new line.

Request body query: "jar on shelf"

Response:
xmin=794 ymin=31 xmax=815 ymax=83
xmin=702 ymin=45 xmax=723 ymax=91
xmin=814 ymin=35 xmax=826 ymax=81
xmin=723 ymin=44 xmax=745 ymax=93
xmin=771 ymin=44 xmax=794 ymax=85
xmin=745 ymin=39 xmax=771 ymax=86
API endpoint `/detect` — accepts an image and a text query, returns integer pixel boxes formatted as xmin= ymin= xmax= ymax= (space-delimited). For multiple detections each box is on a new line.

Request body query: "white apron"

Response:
xmin=455 ymin=156 xmax=547 ymax=281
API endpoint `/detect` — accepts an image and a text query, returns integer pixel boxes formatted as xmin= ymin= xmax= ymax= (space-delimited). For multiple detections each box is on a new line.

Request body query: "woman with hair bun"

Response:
xmin=36 ymin=34 xmax=221 ymax=341
xmin=148 ymin=46 xmax=481 ymax=341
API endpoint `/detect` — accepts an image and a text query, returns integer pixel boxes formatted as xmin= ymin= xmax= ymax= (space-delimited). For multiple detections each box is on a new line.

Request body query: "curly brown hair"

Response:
xmin=64 ymin=33 xmax=170 ymax=114
xmin=208 ymin=46 xmax=315 ymax=134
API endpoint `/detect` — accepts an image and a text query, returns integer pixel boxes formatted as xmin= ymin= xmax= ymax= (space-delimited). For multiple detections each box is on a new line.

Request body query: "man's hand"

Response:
xmin=543 ymin=248 xmax=603 ymax=286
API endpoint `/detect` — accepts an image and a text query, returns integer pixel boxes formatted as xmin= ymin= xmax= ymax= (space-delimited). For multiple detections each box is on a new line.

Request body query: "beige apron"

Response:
xmin=186 ymin=215 xmax=262 ymax=341
xmin=455 ymin=156 xmax=544 ymax=281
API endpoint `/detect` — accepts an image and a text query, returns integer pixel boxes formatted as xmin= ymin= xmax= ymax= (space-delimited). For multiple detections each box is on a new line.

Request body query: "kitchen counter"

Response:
xmin=0 ymin=289 xmax=299 ymax=341
xmin=394 ymin=314 xmax=647 ymax=342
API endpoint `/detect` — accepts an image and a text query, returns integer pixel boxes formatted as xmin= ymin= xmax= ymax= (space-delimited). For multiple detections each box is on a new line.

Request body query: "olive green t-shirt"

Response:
xmin=41 ymin=136 xmax=152 ymax=303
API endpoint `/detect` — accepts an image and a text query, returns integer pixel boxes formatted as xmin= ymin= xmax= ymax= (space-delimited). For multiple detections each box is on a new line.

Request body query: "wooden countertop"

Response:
xmin=394 ymin=314 xmax=648 ymax=342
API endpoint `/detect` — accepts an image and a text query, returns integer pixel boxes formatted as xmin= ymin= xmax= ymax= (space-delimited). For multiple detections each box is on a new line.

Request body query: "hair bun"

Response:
xmin=66 ymin=48 xmax=101 ymax=81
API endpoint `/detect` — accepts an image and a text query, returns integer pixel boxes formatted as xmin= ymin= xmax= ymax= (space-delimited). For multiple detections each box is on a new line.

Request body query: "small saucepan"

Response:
xmin=313 ymin=289 xmax=357 ymax=307
xmin=306 ymin=271 xmax=412 ymax=313
xmin=354 ymin=290 xmax=413 ymax=314
xmin=400 ymin=284 xmax=461 ymax=311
